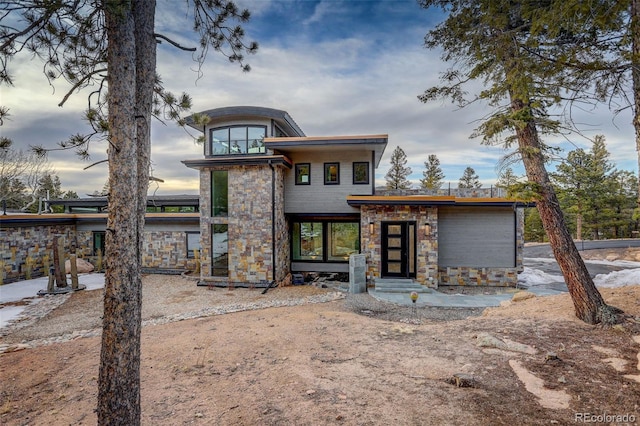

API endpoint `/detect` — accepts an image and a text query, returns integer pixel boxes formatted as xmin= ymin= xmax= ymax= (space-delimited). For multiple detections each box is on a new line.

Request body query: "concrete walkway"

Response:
xmin=367 ymin=280 xmax=565 ymax=308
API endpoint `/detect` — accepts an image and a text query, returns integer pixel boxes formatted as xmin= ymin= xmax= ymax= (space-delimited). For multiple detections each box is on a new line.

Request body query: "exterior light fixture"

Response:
xmin=424 ymin=223 xmax=431 ymax=236
xmin=369 ymin=222 xmax=374 ymax=234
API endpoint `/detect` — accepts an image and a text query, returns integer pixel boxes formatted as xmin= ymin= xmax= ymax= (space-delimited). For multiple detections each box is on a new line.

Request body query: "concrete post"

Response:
xmin=349 ymin=254 xmax=367 ymax=293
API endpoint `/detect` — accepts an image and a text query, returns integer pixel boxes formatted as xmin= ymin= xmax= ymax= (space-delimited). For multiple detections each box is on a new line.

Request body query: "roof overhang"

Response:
xmin=346 ymin=195 xmax=534 ymax=207
xmin=264 ymin=134 xmax=388 ymax=167
xmin=184 ymin=106 xmax=305 ymax=137
xmin=182 ymin=154 xmax=293 ymax=169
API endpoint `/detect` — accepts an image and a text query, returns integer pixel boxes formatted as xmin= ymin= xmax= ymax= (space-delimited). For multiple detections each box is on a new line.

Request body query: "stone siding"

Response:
xmin=1 ymin=224 xmax=77 ymax=283
xmin=1 ymin=218 xmax=198 ymax=283
xmin=198 ymin=164 xmax=287 ymax=285
xmin=361 ymin=205 xmax=438 ymax=287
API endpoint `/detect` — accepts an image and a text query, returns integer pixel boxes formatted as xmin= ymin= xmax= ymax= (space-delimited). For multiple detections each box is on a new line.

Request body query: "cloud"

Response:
xmin=3 ymin=0 xmax=637 ymax=197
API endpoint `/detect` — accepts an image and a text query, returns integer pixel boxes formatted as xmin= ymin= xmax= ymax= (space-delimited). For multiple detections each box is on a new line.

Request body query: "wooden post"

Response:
xmin=53 ymin=236 xmax=67 ymax=288
xmin=70 ymin=254 xmax=79 ymax=290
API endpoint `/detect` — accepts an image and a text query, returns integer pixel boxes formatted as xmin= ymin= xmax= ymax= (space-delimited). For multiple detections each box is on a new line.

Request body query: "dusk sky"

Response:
xmin=2 ymin=0 xmax=637 ymax=196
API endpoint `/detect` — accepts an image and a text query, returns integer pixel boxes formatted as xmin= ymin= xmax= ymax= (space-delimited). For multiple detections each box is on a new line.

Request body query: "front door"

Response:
xmin=381 ymin=221 xmax=416 ymax=278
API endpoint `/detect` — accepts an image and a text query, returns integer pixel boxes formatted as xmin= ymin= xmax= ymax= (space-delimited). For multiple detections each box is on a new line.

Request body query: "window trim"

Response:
xmin=352 ymin=161 xmax=370 ymax=185
xmin=324 ymin=162 xmax=340 ymax=185
xmin=295 ymin=163 xmax=311 ymax=185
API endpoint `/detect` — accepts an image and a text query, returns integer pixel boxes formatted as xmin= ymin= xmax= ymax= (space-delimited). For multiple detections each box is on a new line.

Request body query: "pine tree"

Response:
xmin=385 ymin=146 xmax=412 ymax=189
xmin=1 ymin=2 xmax=258 ymax=423
xmin=419 ymin=0 xmax=620 ymax=324
xmin=496 ymin=167 xmax=519 ymax=197
xmin=458 ymin=167 xmax=481 ymax=189
xmin=420 ymin=154 xmax=444 ymax=191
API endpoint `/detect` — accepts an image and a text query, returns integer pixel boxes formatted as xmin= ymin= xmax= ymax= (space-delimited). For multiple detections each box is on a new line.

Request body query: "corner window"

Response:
xmin=353 ymin=162 xmax=370 ymax=185
xmin=324 ymin=162 xmax=340 ymax=185
xmin=295 ymin=163 xmax=310 ymax=185
xmin=211 ymin=170 xmax=228 ymax=217
xmin=186 ymin=231 xmax=201 ymax=259
xmin=209 ymin=125 xmax=266 ymax=155
xmin=212 ymin=224 xmax=228 ymax=276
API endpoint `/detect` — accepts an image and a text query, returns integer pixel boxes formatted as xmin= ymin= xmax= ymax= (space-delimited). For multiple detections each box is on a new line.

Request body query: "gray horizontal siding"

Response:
xmin=285 ymin=151 xmax=372 ymax=214
xmin=438 ymin=206 xmax=515 ymax=267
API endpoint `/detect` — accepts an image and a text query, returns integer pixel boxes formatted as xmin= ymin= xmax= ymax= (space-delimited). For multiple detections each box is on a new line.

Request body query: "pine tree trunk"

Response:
xmin=632 ymin=0 xmax=640 ymax=206
xmin=511 ymin=98 xmax=609 ymax=324
xmin=98 ymin=2 xmax=141 ymax=424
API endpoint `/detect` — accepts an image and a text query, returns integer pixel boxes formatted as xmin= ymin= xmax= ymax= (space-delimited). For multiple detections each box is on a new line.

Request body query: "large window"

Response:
xmin=293 ymin=222 xmax=324 ymax=261
xmin=211 ymin=170 xmax=228 ymax=217
xmin=210 ymin=125 xmax=266 ymax=155
xmin=292 ymin=221 xmax=360 ymax=262
xmin=212 ymin=224 xmax=228 ymax=276
xmin=327 ymin=223 xmax=360 ymax=261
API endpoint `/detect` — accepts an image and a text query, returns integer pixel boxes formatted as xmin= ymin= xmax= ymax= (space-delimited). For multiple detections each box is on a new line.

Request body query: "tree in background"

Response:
xmin=0 ymin=138 xmax=74 ymax=212
xmin=554 ymin=136 xmax=637 ymax=240
xmin=419 ymin=0 xmax=621 ymax=324
xmin=420 ymin=154 xmax=444 ymax=191
xmin=385 ymin=146 xmax=412 ymax=189
xmin=496 ymin=167 xmax=519 ymax=197
xmin=458 ymin=166 xmax=481 ymax=189
xmin=1 ymin=1 xmax=257 ymax=423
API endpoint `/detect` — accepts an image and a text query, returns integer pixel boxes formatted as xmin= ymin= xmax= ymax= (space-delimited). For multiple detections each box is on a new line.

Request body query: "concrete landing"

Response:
xmin=369 ymin=280 xmax=565 ymax=308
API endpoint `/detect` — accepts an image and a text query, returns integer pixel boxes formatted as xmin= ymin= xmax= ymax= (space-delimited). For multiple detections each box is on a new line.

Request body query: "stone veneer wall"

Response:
xmin=361 ymin=205 xmax=438 ymax=288
xmin=198 ymin=164 xmax=284 ymax=284
xmin=1 ymin=224 xmax=77 ymax=283
xmin=273 ymin=167 xmax=290 ymax=282
xmin=2 ymin=222 xmax=197 ymax=283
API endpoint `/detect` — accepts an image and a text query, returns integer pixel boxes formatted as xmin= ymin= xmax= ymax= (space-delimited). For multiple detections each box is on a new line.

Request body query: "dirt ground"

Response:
xmin=2 ymin=252 xmax=640 ymax=425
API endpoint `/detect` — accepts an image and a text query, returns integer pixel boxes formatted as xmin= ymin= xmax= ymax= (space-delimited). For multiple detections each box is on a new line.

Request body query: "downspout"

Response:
xmin=263 ymin=160 xmax=277 ymax=294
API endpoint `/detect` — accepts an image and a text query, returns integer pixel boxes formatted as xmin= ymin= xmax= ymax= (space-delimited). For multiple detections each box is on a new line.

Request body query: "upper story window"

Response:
xmin=353 ymin=162 xmax=370 ymax=184
xmin=324 ymin=162 xmax=340 ymax=185
xmin=210 ymin=125 xmax=266 ymax=155
xmin=295 ymin=163 xmax=310 ymax=185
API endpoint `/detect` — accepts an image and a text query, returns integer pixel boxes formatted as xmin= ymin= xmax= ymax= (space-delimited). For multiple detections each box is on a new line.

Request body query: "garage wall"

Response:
xmin=438 ymin=206 xmax=516 ymax=268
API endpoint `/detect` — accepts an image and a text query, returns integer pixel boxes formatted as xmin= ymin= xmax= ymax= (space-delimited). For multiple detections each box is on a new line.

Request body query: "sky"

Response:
xmin=1 ymin=0 xmax=637 ymax=196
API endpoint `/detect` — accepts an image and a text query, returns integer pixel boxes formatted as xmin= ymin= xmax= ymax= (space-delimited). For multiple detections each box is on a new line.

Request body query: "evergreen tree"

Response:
xmin=420 ymin=154 xmax=444 ymax=191
xmin=1 ymin=1 xmax=257 ymax=423
xmin=419 ymin=0 xmax=618 ymax=324
xmin=385 ymin=146 xmax=412 ymax=189
xmin=458 ymin=167 xmax=481 ymax=189
xmin=496 ymin=167 xmax=519 ymax=196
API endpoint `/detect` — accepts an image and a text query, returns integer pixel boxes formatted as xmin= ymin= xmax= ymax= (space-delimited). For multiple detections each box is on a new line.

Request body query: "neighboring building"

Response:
xmin=182 ymin=106 xmax=528 ymax=288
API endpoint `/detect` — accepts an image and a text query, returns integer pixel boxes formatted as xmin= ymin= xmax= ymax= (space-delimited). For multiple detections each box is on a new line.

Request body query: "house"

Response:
xmin=182 ymin=106 xmax=528 ymax=287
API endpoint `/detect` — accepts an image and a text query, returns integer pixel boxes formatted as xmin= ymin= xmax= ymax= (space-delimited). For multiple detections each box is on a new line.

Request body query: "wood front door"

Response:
xmin=381 ymin=221 xmax=416 ymax=278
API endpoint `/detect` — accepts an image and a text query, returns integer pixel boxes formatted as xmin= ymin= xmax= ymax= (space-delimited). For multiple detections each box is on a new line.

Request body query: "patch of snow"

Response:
xmin=518 ymin=267 xmax=564 ymax=286
xmin=594 ymin=268 xmax=640 ymax=288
